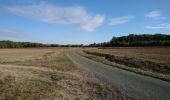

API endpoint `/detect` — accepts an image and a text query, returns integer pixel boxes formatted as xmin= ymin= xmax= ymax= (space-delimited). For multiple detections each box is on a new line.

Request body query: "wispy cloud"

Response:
xmin=109 ymin=16 xmax=134 ymax=26
xmin=5 ymin=3 xmax=104 ymax=32
xmin=145 ymin=23 xmax=170 ymax=30
xmin=6 ymin=4 xmax=90 ymax=24
xmin=0 ymin=29 xmax=26 ymax=37
xmin=145 ymin=11 xmax=164 ymax=19
xmin=80 ymin=15 xmax=105 ymax=32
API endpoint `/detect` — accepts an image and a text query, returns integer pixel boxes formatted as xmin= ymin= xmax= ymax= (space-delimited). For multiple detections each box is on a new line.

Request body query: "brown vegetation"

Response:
xmin=0 ymin=48 xmax=132 ymax=100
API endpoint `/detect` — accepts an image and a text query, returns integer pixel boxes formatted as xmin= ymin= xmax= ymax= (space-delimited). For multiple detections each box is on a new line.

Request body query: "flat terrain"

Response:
xmin=85 ymin=47 xmax=170 ymax=67
xmin=68 ymin=51 xmax=170 ymax=100
xmin=0 ymin=48 xmax=130 ymax=100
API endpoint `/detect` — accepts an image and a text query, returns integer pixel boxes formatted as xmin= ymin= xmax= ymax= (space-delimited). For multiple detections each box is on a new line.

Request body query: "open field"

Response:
xmin=0 ymin=48 xmax=132 ymax=100
xmin=81 ymin=47 xmax=170 ymax=81
xmin=86 ymin=47 xmax=170 ymax=67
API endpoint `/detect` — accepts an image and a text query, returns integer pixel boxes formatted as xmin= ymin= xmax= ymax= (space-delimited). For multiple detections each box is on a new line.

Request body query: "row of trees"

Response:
xmin=0 ymin=41 xmax=45 ymax=48
xmin=1 ymin=34 xmax=170 ymax=48
xmin=89 ymin=34 xmax=170 ymax=47
xmin=0 ymin=40 xmax=85 ymax=48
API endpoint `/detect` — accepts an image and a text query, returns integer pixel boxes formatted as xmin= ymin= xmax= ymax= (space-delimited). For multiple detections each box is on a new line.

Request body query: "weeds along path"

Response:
xmin=68 ymin=51 xmax=170 ymax=100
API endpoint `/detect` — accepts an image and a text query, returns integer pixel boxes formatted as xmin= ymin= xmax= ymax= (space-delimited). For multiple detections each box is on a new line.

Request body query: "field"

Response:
xmin=0 ymin=48 xmax=132 ymax=100
xmin=81 ymin=47 xmax=170 ymax=81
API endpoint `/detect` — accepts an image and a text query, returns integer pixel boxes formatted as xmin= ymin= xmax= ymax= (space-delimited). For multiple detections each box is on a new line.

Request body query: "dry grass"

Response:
xmin=0 ymin=48 xmax=131 ymax=100
xmin=0 ymin=48 xmax=51 ymax=63
xmin=0 ymin=73 xmax=58 ymax=100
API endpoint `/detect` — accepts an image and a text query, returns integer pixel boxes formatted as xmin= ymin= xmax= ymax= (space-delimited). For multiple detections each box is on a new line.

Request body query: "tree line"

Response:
xmin=0 ymin=40 xmax=44 ymax=48
xmin=0 ymin=40 xmax=85 ymax=48
xmin=1 ymin=34 xmax=170 ymax=48
xmin=89 ymin=34 xmax=170 ymax=47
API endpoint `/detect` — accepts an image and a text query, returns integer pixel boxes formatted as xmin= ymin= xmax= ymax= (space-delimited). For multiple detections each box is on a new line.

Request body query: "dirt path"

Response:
xmin=68 ymin=51 xmax=170 ymax=100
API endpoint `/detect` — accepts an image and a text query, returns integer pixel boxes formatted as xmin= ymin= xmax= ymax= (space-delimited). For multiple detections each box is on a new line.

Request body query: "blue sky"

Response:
xmin=0 ymin=0 xmax=170 ymax=44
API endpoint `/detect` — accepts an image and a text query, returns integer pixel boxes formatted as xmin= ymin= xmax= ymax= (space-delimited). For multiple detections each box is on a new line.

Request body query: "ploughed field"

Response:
xmin=83 ymin=47 xmax=170 ymax=80
xmin=0 ymin=48 xmax=132 ymax=100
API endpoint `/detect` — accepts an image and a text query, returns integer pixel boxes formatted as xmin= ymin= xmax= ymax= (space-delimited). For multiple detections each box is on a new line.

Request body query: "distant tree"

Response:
xmin=89 ymin=34 xmax=170 ymax=47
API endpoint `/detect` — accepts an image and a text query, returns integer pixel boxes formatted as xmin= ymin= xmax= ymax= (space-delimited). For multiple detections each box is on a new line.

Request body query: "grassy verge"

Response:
xmin=78 ymin=50 xmax=170 ymax=82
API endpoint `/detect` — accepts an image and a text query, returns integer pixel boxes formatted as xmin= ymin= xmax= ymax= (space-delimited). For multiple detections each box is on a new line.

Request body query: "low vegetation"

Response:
xmin=0 ymin=48 xmax=132 ymax=100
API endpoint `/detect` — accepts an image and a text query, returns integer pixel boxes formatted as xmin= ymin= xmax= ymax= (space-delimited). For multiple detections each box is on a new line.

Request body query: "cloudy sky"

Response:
xmin=0 ymin=0 xmax=170 ymax=44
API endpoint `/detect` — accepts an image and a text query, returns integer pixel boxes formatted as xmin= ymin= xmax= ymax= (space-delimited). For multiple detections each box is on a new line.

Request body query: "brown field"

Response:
xmin=0 ymin=48 xmax=131 ymax=100
xmin=85 ymin=47 xmax=170 ymax=66
xmin=83 ymin=47 xmax=170 ymax=78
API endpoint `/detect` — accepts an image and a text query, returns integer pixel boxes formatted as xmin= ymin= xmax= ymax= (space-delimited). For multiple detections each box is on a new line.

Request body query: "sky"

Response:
xmin=0 ymin=0 xmax=170 ymax=44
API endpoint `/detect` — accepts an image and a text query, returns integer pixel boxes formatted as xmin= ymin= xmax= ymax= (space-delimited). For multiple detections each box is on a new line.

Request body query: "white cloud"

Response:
xmin=0 ymin=29 xmax=26 ymax=37
xmin=6 ymin=4 xmax=90 ymax=24
xmin=80 ymin=15 xmax=105 ymax=32
xmin=145 ymin=23 xmax=170 ymax=30
xmin=145 ymin=11 xmax=163 ymax=19
xmin=109 ymin=16 xmax=134 ymax=26
xmin=6 ymin=3 xmax=104 ymax=32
